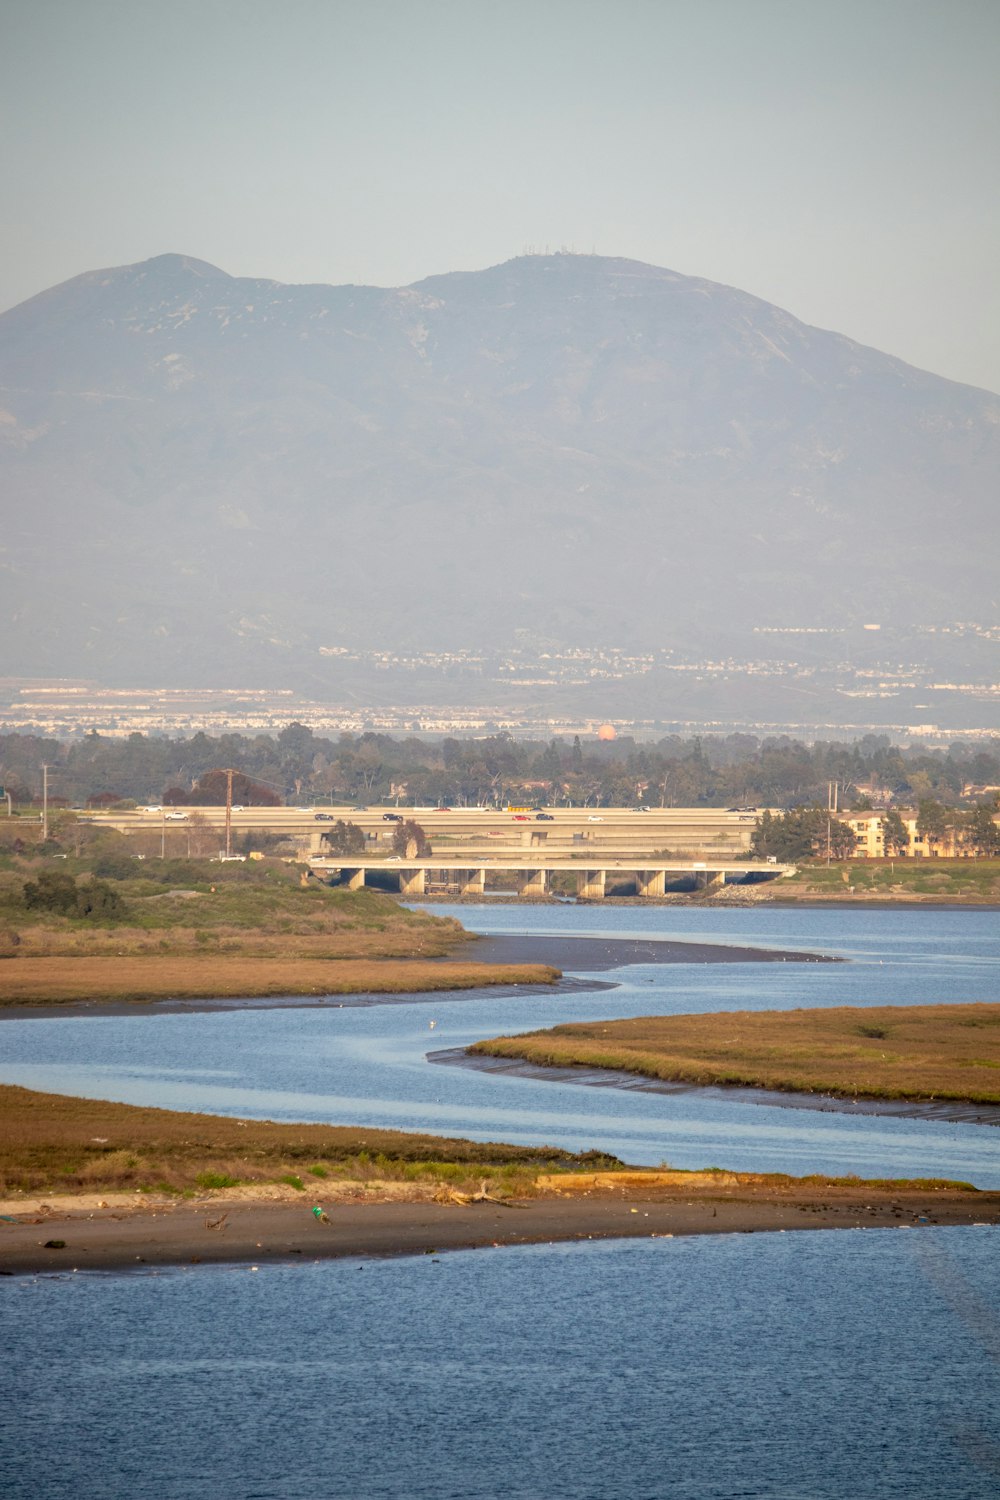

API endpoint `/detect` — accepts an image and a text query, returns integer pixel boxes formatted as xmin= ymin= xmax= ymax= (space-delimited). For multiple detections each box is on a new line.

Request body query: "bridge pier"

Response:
xmin=399 ymin=867 xmax=426 ymax=896
xmin=637 ymin=869 xmax=666 ymax=898
xmin=517 ymin=868 xmax=548 ymax=898
xmin=577 ymin=869 xmax=606 ymax=900
xmin=460 ymin=868 xmax=486 ymax=896
xmin=344 ymin=868 xmax=365 ymax=890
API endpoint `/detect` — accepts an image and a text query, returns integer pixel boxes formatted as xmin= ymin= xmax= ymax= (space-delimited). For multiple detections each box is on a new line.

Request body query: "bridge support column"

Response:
xmin=517 ymin=868 xmax=547 ymax=898
xmin=460 ymin=868 xmax=486 ymax=896
xmin=577 ymin=869 xmax=606 ymax=900
xmin=637 ymin=869 xmax=666 ymax=898
xmin=399 ymin=867 xmax=426 ymax=896
xmin=345 ymin=868 xmax=365 ymax=890
xmin=707 ymin=868 xmax=727 ymax=890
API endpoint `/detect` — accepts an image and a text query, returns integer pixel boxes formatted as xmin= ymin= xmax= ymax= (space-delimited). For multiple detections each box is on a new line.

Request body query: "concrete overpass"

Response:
xmin=305 ymin=856 xmax=795 ymax=899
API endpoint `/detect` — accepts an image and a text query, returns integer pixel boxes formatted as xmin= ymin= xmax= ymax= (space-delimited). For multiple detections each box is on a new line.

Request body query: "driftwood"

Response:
xmin=438 ymin=1180 xmax=524 ymax=1209
xmin=204 ymin=1213 xmax=229 ymax=1231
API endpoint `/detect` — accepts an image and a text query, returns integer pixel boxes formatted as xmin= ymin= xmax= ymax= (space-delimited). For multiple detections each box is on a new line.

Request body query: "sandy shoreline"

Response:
xmin=2 ymin=1182 xmax=996 ymax=1275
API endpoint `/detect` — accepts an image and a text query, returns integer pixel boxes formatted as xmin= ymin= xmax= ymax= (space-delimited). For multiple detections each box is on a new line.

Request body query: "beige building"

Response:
xmin=844 ymin=811 xmax=988 ymax=858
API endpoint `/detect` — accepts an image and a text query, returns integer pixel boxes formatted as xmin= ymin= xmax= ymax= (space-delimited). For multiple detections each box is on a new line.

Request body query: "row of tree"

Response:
xmin=2 ymin=726 xmax=999 ymax=814
xmin=751 ymin=801 xmax=1000 ymax=861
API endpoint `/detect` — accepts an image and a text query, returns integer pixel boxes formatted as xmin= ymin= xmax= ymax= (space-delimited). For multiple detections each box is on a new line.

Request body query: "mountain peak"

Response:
xmin=130 ymin=253 xmax=230 ymax=279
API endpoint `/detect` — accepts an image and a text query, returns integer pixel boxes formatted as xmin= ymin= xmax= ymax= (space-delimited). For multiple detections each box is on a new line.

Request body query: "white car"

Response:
xmin=165 ymin=811 xmax=188 ymax=821
xmin=142 ymin=805 xmax=162 ymax=813
xmin=231 ymin=805 xmax=245 ymax=812
xmin=587 ymin=815 xmax=604 ymax=822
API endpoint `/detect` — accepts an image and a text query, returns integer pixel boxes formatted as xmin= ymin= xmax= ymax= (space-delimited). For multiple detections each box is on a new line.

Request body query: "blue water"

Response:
xmin=2 ymin=1230 xmax=998 ymax=1498
xmin=4 ymin=906 xmax=1000 ymax=1498
xmin=1 ymin=906 xmax=998 ymax=1183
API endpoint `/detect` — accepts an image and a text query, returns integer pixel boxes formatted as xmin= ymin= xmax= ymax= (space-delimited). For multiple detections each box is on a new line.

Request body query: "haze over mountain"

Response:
xmin=1 ymin=251 xmax=997 ymax=700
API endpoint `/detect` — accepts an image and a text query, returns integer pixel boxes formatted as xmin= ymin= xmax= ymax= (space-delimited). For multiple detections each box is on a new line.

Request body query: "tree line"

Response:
xmin=1 ymin=725 xmax=999 ymax=814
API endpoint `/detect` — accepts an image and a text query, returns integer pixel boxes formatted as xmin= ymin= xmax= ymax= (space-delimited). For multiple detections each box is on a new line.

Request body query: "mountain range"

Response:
xmin=1 ymin=251 xmax=997 ymax=700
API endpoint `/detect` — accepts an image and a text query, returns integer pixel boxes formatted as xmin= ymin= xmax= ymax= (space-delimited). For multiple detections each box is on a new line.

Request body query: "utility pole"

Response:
xmin=161 ymin=806 xmax=166 ymax=860
xmin=225 ymin=768 xmax=234 ymax=858
xmin=826 ymin=780 xmax=838 ymax=864
xmin=41 ymin=764 xmax=49 ymax=842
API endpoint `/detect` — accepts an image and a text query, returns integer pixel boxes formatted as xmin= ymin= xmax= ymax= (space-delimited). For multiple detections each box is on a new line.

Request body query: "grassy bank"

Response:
xmin=0 ymin=870 xmax=468 ymax=958
xmin=0 ymin=1084 xmax=620 ymax=1198
xmin=470 ymin=1002 xmax=1000 ymax=1105
xmin=769 ymin=858 xmax=1000 ymax=902
xmin=0 ymin=861 xmax=567 ymax=1003
xmin=0 ymin=1085 xmax=981 ymax=1201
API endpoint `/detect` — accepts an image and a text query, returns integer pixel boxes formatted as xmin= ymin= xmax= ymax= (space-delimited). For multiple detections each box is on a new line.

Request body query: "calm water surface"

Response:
xmin=4 ymin=907 xmax=1000 ymax=1499
xmin=2 ymin=1229 xmax=998 ymax=1499
xmin=1 ymin=906 xmax=997 ymax=1183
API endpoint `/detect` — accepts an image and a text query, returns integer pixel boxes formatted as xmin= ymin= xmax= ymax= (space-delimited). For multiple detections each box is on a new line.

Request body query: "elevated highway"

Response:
xmin=304 ymin=856 xmax=794 ymax=899
xmin=82 ymin=804 xmax=764 ymax=860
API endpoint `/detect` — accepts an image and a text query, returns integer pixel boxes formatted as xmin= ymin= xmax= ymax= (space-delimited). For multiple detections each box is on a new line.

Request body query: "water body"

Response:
xmin=4 ymin=906 xmax=1000 ymax=1498
xmin=3 ymin=1230 xmax=998 ymax=1498
xmin=1 ymin=906 xmax=998 ymax=1185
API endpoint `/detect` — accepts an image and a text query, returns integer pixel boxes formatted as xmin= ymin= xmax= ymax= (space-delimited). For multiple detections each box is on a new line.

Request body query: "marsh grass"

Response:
xmin=471 ymin=1003 xmax=1000 ymax=1105
xmin=0 ymin=955 xmax=560 ymax=1005
xmin=0 ymin=1084 xmax=621 ymax=1197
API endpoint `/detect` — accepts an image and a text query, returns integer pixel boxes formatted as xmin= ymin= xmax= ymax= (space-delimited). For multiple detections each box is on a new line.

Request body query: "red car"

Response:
xmin=512 ymin=814 xmax=530 ymax=821
xmin=433 ymin=806 xmax=451 ymax=812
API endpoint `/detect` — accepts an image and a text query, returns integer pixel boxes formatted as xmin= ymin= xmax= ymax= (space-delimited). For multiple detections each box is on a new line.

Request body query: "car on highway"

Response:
xmin=632 ymin=805 xmax=650 ymax=812
xmin=142 ymin=806 xmax=162 ymax=813
xmin=535 ymin=812 xmax=554 ymax=821
xmin=231 ymin=805 xmax=245 ymax=812
xmin=165 ymin=811 xmax=188 ymax=821
xmin=351 ymin=806 xmax=367 ymax=812
xmin=314 ymin=813 xmax=334 ymax=821
xmin=587 ymin=815 xmax=604 ymax=822
xmin=433 ymin=806 xmax=452 ymax=813
xmin=386 ymin=855 xmax=402 ymax=862
xmin=382 ymin=812 xmax=402 ymax=822
xmin=512 ymin=814 xmax=531 ymax=821
xmin=487 ymin=831 xmax=503 ymax=837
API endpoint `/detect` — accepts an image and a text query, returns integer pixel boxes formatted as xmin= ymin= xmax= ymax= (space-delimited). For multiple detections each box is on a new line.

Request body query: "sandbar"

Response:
xmin=452 ymin=933 xmax=834 ymax=969
xmin=2 ymin=1180 xmax=995 ymax=1275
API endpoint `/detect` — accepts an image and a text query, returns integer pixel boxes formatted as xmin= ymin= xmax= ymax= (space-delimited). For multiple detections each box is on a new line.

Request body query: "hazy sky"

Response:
xmin=3 ymin=0 xmax=998 ymax=390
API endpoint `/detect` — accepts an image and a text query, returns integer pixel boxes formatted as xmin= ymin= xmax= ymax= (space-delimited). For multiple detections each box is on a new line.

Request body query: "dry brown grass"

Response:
xmin=471 ymin=1002 xmax=1000 ymax=1105
xmin=0 ymin=955 xmax=560 ymax=1005
xmin=0 ymin=1084 xmax=619 ymax=1196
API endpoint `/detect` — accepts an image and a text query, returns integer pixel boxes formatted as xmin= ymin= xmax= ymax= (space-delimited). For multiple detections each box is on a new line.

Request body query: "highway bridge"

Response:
xmin=304 ymin=856 xmax=794 ymax=898
xmin=82 ymin=804 xmax=765 ymax=861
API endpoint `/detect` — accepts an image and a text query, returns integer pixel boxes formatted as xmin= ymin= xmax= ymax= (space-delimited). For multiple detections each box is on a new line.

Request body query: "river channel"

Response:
xmin=1 ymin=904 xmax=998 ymax=1185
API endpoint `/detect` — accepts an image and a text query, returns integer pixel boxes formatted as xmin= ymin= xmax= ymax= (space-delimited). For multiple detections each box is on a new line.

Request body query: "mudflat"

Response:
xmin=3 ymin=1178 xmax=996 ymax=1275
xmin=451 ymin=933 xmax=833 ymax=969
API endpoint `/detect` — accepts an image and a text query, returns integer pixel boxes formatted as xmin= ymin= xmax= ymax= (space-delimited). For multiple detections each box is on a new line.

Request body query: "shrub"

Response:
xmin=23 ymin=870 xmax=78 ymax=914
xmin=195 ymin=1171 xmax=240 ymax=1189
xmin=0 ymin=928 xmax=21 ymax=958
